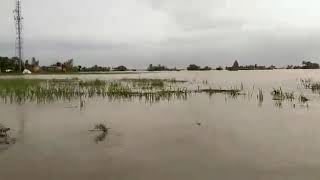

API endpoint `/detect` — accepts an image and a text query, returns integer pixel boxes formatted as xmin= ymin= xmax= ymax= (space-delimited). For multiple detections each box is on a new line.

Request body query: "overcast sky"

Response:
xmin=1 ymin=0 xmax=320 ymax=67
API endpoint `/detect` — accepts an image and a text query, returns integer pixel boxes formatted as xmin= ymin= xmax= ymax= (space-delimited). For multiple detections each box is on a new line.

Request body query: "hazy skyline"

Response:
xmin=1 ymin=0 xmax=320 ymax=67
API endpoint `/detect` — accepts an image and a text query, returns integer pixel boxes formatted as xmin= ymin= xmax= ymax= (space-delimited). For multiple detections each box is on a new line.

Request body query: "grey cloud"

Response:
xmin=1 ymin=0 xmax=320 ymax=67
xmin=149 ymin=0 xmax=248 ymax=32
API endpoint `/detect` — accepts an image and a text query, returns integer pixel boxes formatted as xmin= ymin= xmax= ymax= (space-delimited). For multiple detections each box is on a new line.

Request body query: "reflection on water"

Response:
xmin=17 ymin=106 xmax=26 ymax=141
xmin=94 ymin=132 xmax=108 ymax=144
xmin=274 ymin=99 xmax=284 ymax=108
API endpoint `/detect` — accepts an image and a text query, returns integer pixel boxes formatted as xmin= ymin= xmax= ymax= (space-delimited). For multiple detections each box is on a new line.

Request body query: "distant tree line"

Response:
xmin=0 ymin=56 xmax=21 ymax=72
xmin=2 ymin=56 xmax=320 ymax=74
xmin=147 ymin=64 xmax=180 ymax=71
xmin=80 ymin=65 xmax=110 ymax=72
xmin=226 ymin=60 xmax=276 ymax=71
xmin=286 ymin=61 xmax=320 ymax=69
xmin=187 ymin=64 xmax=212 ymax=71
xmin=113 ymin=65 xmax=128 ymax=71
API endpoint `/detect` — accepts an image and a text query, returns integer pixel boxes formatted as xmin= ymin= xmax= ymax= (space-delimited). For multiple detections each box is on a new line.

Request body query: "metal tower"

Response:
xmin=14 ymin=0 xmax=23 ymax=71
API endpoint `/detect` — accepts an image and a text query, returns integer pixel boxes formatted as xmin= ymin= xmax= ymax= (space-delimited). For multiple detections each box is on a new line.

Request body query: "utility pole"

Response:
xmin=14 ymin=0 xmax=23 ymax=72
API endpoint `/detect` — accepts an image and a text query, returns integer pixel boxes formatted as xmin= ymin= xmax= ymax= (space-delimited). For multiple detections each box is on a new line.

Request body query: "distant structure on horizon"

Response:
xmin=14 ymin=0 xmax=23 ymax=71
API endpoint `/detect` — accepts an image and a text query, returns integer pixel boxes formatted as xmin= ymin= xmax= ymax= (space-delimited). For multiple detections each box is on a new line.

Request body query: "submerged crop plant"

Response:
xmin=0 ymin=78 xmax=244 ymax=104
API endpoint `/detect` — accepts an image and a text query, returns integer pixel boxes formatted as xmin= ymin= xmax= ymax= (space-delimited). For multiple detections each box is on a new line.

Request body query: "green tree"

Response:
xmin=187 ymin=64 xmax=201 ymax=71
xmin=114 ymin=65 xmax=127 ymax=71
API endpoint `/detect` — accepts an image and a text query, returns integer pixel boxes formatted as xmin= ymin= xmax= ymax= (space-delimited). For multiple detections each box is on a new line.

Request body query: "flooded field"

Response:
xmin=1 ymin=70 xmax=320 ymax=180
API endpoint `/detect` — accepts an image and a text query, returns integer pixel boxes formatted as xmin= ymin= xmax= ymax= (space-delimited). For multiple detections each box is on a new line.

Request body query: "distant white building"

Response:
xmin=22 ymin=69 xmax=32 ymax=74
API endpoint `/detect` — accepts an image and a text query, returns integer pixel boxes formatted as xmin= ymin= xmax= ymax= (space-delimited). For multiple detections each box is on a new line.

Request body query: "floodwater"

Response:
xmin=1 ymin=70 xmax=320 ymax=180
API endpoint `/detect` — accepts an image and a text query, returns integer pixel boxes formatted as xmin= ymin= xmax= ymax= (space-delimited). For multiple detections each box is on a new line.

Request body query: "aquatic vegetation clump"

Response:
xmin=93 ymin=123 xmax=110 ymax=133
xmin=299 ymin=95 xmax=309 ymax=103
xmin=311 ymin=82 xmax=320 ymax=92
xmin=271 ymin=88 xmax=295 ymax=101
xmin=271 ymin=87 xmax=297 ymax=108
xmin=120 ymin=78 xmax=187 ymax=90
xmin=107 ymin=82 xmax=133 ymax=97
xmin=199 ymin=88 xmax=242 ymax=98
xmin=141 ymin=88 xmax=189 ymax=102
xmin=257 ymin=89 xmax=264 ymax=106
xmin=284 ymin=92 xmax=295 ymax=100
xmin=0 ymin=79 xmax=46 ymax=103
xmin=0 ymin=124 xmax=10 ymax=136
xmin=301 ymin=78 xmax=312 ymax=89
xmin=0 ymin=123 xmax=13 ymax=144
xmin=89 ymin=123 xmax=110 ymax=144
xmin=0 ymin=78 xmax=246 ymax=104
xmin=79 ymin=79 xmax=107 ymax=87
xmin=300 ymin=78 xmax=320 ymax=93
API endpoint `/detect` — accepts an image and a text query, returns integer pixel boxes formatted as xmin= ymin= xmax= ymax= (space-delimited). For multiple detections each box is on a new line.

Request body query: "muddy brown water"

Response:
xmin=1 ymin=70 xmax=320 ymax=180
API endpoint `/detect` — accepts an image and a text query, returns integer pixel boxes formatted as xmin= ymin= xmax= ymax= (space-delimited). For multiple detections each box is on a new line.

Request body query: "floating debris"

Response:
xmin=90 ymin=123 xmax=111 ymax=133
xmin=0 ymin=124 xmax=12 ymax=144
xmin=0 ymin=124 xmax=10 ymax=134
xmin=89 ymin=123 xmax=111 ymax=144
